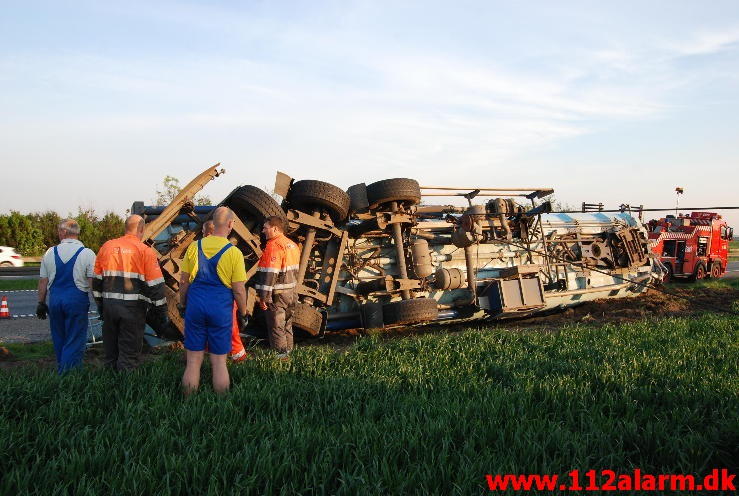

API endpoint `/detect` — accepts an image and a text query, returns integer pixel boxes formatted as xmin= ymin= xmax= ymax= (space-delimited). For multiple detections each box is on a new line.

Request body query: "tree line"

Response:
xmin=0 ymin=209 xmax=126 ymax=256
xmin=0 ymin=176 xmax=213 ymax=257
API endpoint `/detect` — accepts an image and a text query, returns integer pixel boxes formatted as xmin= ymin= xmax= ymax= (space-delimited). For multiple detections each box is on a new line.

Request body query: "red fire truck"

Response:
xmin=648 ymin=212 xmax=733 ymax=282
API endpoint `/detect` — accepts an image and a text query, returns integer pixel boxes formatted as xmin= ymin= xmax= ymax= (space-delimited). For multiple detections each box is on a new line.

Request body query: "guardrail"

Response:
xmin=0 ymin=267 xmax=38 ymax=276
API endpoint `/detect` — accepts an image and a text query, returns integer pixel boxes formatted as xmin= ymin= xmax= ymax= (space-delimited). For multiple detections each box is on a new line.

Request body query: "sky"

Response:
xmin=1 ymin=0 xmax=738 ymax=227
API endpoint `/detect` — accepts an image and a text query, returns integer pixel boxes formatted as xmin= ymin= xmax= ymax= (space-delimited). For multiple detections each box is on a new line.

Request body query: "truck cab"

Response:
xmin=648 ymin=212 xmax=733 ymax=281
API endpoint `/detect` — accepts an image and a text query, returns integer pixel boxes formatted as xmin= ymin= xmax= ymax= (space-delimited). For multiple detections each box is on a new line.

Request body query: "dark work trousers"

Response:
xmin=265 ymin=292 xmax=297 ymax=353
xmin=102 ymin=301 xmax=147 ymax=371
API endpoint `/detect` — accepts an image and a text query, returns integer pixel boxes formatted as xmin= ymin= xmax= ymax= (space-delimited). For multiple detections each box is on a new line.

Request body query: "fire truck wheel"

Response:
xmin=223 ymin=185 xmax=286 ymax=226
xmin=287 ymin=180 xmax=351 ymax=224
xmin=382 ymin=297 xmax=439 ymax=326
xmin=366 ymin=178 xmax=421 ymax=210
xmin=292 ymin=302 xmax=324 ymax=336
xmin=691 ymin=263 xmax=707 ymax=281
xmin=710 ymin=262 xmax=722 ymax=279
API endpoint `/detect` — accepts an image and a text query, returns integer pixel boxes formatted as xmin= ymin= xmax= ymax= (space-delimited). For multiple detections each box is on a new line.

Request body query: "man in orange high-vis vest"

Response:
xmin=256 ymin=215 xmax=301 ymax=358
xmin=93 ymin=215 xmax=167 ymax=371
xmin=202 ymin=220 xmax=250 ymax=362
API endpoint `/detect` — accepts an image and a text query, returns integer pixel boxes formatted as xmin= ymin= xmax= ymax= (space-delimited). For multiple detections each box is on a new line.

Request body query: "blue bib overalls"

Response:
xmin=48 ymin=246 xmax=90 ymax=374
xmin=184 ymin=240 xmax=234 ymax=355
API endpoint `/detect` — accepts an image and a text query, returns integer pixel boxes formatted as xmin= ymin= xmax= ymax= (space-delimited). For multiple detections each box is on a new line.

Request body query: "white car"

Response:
xmin=0 ymin=246 xmax=24 ymax=267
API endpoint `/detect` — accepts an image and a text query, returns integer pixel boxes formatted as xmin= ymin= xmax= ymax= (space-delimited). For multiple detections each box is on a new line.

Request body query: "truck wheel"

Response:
xmin=292 ymin=302 xmax=324 ymax=336
xmin=366 ymin=178 xmax=421 ymax=209
xmin=710 ymin=262 xmax=722 ymax=279
xmin=382 ymin=297 xmax=438 ymax=325
xmin=223 ymin=185 xmax=286 ymax=225
xmin=691 ymin=263 xmax=707 ymax=281
xmin=287 ymin=180 xmax=350 ymax=223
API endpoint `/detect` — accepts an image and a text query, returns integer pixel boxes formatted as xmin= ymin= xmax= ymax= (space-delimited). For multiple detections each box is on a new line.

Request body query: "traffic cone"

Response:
xmin=0 ymin=296 xmax=10 ymax=319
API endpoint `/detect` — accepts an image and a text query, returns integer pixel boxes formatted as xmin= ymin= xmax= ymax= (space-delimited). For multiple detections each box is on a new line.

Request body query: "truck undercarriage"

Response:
xmin=137 ymin=165 xmax=660 ymax=340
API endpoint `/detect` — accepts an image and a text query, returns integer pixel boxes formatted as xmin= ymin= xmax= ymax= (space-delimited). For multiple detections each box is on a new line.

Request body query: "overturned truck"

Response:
xmin=136 ymin=165 xmax=660 ymax=339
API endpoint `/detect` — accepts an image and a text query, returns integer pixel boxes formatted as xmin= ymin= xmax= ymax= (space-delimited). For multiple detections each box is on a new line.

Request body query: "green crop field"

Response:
xmin=1 ymin=314 xmax=737 ymax=495
xmin=0 ymin=279 xmax=38 ymax=291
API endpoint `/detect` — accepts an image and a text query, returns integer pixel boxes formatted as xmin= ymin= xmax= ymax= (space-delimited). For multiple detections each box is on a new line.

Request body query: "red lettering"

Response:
xmin=485 ymin=474 xmax=558 ymax=491
xmin=601 ymin=470 xmax=616 ymax=490
xmin=642 ymin=474 xmax=656 ymax=490
xmin=670 ymin=474 xmax=694 ymax=491
xmin=569 ymin=469 xmax=583 ymax=491
xmin=617 ymin=474 xmax=632 ymax=490
xmin=722 ymin=469 xmax=736 ymax=491
xmin=704 ymin=469 xmax=718 ymax=490
xmin=658 ymin=474 xmax=670 ymax=490
xmin=585 ymin=469 xmax=597 ymax=490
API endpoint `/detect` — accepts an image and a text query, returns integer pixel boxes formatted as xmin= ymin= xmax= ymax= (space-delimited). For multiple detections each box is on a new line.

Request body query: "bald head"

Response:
xmin=211 ymin=207 xmax=236 ymax=237
xmin=202 ymin=220 xmax=215 ymax=237
xmin=125 ymin=215 xmax=145 ymax=239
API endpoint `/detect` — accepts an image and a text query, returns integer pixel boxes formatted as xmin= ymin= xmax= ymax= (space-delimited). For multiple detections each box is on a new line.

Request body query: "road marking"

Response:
xmin=10 ymin=311 xmax=99 ymax=319
xmin=0 ymin=290 xmax=37 ymax=293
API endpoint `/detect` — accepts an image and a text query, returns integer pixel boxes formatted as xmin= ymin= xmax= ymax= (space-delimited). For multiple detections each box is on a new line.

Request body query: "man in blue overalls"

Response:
xmin=178 ymin=207 xmax=249 ymax=394
xmin=36 ymin=219 xmax=96 ymax=374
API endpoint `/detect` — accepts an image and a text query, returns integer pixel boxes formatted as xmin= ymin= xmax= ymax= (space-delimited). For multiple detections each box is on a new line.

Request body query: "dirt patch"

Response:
xmin=314 ymin=286 xmax=739 ymax=346
xmin=0 ymin=344 xmax=168 ymax=371
xmin=513 ymin=286 xmax=739 ymax=327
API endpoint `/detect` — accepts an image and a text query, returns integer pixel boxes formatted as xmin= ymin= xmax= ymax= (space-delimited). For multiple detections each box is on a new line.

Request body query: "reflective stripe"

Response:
xmin=273 ymin=282 xmax=297 ymax=289
xmin=92 ymin=291 xmax=102 ymax=297
xmin=230 ymin=349 xmax=246 ymax=360
xmin=101 ymin=292 xmax=166 ymax=306
xmin=285 ymin=264 xmax=300 ymax=271
xmin=254 ymin=284 xmax=273 ymax=291
xmin=102 ymin=270 xmax=146 ymax=280
xmin=94 ymin=274 xmax=103 ymax=280
xmin=257 ymin=267 xmax=280 ymax=273
xmin=146 ymin=277 xmax=164 ymax=286
xmin=101 ymin=271 xmax=163 ymax=287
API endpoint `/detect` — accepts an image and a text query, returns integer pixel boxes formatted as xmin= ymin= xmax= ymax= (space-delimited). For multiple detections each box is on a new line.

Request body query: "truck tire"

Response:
xmin=382 ymin=297 xmax=438 ymax=325
xmin=710 ymin=261 xmax=722 ymax=279
xmin=690 ymin=263 xmax=707 ymax=282
xmin=366 ymin=178 xmax=421 ymax=209
xmin=292 ymin=301 xmax=324 ymax=336
xmin=223 ymin=185 xmax=285 ymax=225
xmin=287 ymin=180 xmax=350 ymax=223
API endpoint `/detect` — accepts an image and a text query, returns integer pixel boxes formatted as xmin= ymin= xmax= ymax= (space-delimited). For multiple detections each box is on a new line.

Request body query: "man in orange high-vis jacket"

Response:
xmin=256 ymin=215 xmax=301 ymax=357
xmin=93 ymin=215 xmax=167 ymax=371
xmin=202 ymin=220 xmax=250 ymax=362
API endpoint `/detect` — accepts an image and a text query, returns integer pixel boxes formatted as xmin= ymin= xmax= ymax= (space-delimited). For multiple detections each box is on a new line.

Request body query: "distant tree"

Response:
xmin=154 ymin=175 xmax=212 ymax=206
xmin=75 ymin=208 xmax=103 ymax=252
xmin=0 ymin=211 xmax=45 ymax=256
xmin=29 ymin=211 xmax=62 ymax=249
xmin=98 ymin=211 xmax=125 ymax=243
xmin=546 ymin=195 xmax=576 ymax=212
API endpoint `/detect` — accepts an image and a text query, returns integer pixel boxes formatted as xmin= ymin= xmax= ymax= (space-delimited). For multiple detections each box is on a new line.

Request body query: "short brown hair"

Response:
xmin=265 ymin=215 xmax=285 ymax=233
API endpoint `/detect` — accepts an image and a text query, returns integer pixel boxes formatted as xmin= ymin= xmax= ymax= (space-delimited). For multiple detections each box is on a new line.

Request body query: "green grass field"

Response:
xmin=0 ymin=279 xmax=38 ymax=291
xmin=1 ymin=314 xmax=737 ymax=495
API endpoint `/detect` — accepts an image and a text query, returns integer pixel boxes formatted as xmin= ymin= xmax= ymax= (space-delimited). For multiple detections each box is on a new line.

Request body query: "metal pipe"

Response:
xmin=296 ymin=210 xmax=321 ymax=285
xmin=421 ymin=186 xmax=552 ymax=192
xmin=390 ymin=201 xmax=411 ymax=300
xmin=463 ymin=244 xmax=477 ymax=296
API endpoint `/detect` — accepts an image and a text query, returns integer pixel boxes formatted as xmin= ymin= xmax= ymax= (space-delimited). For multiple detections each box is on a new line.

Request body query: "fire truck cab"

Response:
xmin=648 ymin=212 xmax=733 ymax=282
